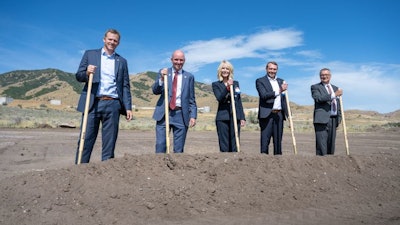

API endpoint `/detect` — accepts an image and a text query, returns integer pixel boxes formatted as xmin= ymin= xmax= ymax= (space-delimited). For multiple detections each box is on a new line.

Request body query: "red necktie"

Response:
xmin=327 ymin=85 xmax=336 ymax=112
xmin=169 ymin=71 xmax=178 ymax=110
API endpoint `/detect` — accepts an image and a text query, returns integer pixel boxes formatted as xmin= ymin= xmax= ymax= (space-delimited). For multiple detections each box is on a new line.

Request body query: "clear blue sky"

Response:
xmin=1 ymin=0 xmax=399 ymax=113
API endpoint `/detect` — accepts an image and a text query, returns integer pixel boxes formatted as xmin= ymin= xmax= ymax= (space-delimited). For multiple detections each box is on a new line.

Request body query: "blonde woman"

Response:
xmin=212 ymin=60 xmax=246 ymax=152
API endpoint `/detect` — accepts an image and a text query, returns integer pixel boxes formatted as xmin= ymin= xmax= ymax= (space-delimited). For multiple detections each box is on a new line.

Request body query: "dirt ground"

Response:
xmin=0 ymin=128 xmax=399 ymax=225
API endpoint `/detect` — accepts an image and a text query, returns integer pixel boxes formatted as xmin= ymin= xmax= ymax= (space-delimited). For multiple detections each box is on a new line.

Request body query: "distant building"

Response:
xmin=50 ymin=99 xmax=61 ymax=105
xmin=0 ymin=97 xmax=13 ymax=105
xmin=244 ymin=108 xmax=258 ymax=113
xmin=198 ymin=106 xmax=210 ymax=113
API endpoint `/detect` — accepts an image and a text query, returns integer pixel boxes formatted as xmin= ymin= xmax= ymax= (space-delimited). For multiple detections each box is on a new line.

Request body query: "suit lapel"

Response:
xmin=320 ymin=82 xmax=329 ymax=95
xmin=181 ymin=70 xmax=188 ymax=93
xmin=168 ymin=68 xmax=173 ymax=97
xmin=93 ymin=49 xmax=102 ymax=83
xmin=264 ymin=76 xmax=273 ymax=91
xmin=114 ymin=54 xmax=120 ymax=80
xmin=277 ymin=78 xmax=281 ymax=87
xmin=332 ymin=85 xmax=337 ymax=92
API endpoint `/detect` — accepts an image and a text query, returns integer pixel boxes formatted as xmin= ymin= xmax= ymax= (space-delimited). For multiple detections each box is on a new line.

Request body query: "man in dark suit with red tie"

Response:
xmin=311 ymin=68 xmax=343 ymax=156
xmin=152 ymin=50 xmax=197 ymax=153
xmin=256 ymin=61 xmax=288 ymax=155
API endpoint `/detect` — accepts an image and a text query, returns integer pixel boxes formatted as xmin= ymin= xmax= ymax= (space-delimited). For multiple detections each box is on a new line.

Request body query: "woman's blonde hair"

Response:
xmin=217 ymin=60 xmax=234 ymax=81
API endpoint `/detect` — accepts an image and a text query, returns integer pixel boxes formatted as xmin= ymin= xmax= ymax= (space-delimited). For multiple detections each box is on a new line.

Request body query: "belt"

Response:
xmin=170 ymin=106 xmax=182 ymax=111
xmin=97 ymin=96 xmax=117 ymax=100
xmin=271 ymin=109 xmax=281 ymax=113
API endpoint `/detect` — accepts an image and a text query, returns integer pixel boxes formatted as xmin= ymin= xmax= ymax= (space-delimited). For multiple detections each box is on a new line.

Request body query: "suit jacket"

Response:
xmin=212 ymin=80 xmax=245 ymax=121
xmin=75 ymin=48 xmax=132 ymax=115
xmin=152 ymin=68 xmax=197 ymax=127
xmin=311 ymin=82 xmax=342 ymax=126
xmin=255 ymin=75 xmax=288 ymax=119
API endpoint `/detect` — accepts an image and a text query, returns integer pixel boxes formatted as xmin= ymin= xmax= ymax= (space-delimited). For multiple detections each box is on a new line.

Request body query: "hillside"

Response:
xmin=0 ymin=68 xmax=259 ymax=111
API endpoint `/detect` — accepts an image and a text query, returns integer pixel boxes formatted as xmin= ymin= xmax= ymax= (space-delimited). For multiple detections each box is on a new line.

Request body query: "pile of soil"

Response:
xmin=0 ymin=129 xmax=399 ymax=225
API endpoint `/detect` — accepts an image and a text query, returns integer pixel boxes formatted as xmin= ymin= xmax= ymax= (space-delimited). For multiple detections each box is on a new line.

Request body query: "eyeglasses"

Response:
xmin=320 ymin=74 xmax=331 ymax=76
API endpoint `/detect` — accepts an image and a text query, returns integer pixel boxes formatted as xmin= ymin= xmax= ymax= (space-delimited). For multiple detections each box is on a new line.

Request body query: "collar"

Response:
xmin=102 ymin=48 xmax=116 ymax=58
xmin=267 ymin=75 xmax=278 ymax=81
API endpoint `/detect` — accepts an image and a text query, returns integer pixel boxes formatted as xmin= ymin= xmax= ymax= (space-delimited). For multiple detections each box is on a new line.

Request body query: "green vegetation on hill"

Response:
xmin=0 ymin=68 xmax=83 ymax=99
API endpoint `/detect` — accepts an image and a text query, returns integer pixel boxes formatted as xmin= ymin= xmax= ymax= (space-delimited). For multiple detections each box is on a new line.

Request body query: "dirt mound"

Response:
xmin=1 ymin=152 xmax=399 ymax=225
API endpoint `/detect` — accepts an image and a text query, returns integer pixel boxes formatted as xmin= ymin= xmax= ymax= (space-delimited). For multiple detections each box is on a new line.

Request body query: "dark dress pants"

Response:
xmin=314 ymin=116 xmax=337 ymax=156
xmin=216 ymin=119 xmax=240 ymax=152
xmin=259 ymin=112 xmax=284 ymax=155
xmin=155 ymin=109 xmax=188 ymax=153
xmin=76 ymin=99 xmax=120 ymax=163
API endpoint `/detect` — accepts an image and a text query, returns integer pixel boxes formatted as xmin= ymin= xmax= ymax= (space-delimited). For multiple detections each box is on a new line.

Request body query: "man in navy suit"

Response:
xmin=255 ymin=61 xmax=288 ymax=155
xmin=75 ymin=29 xmax=133 ymax=163
xmin=311 ymin=68 xmax=342 ymax=156
xmin=152 ymin=50 xmax=197 ymax=153
xmin=212 ymin=60 xmax=246 ymax=152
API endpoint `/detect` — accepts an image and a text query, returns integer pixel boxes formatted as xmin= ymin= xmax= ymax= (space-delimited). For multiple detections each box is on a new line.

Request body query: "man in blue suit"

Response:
xmin=311 ymin=68 xmax=342 ymax=156
xmin=152 ymin=50 xmax=197 ymax=153
xmin=75 ymin=29 xmax=133 ymax=163
xmin=255 ymin=61 xmax=288 ymax=155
